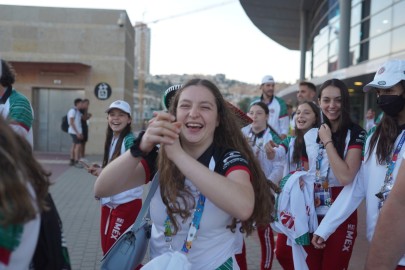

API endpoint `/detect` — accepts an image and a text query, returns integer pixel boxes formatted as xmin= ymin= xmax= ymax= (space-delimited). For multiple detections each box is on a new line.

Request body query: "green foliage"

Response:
xmin=238 ymin=97 xmax=253 ymax=113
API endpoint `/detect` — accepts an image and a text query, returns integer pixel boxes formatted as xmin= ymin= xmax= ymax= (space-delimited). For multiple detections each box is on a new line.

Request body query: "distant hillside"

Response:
xmin=135 ymin=73 xmax=291 ymax=112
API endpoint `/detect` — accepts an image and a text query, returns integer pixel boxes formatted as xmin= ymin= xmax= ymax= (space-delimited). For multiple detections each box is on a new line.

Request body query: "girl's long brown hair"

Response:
xmin=292 ymin=101 xmax=321 ymax=163
xmin=157 ymin=79 xmax=275 ymax=235
xmin=318 ymin=79 xmax=354 ymax=158
xmin=102 ymin=116 xmax=132 ymax=168
xmin=0 ymin=117 xmax=50 ymax=226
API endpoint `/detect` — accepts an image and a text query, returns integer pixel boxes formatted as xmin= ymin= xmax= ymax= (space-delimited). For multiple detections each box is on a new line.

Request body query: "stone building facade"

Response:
xmin=0 ymin=4 xmax=135 ymax=154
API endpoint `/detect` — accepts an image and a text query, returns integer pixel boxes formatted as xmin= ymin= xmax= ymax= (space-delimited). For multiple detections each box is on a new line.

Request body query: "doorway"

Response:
xmin=33 ymin=88 xmax=85 ymax=153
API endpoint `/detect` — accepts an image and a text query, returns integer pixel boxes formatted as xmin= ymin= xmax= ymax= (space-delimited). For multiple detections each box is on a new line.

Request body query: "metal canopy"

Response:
xmin=239 ymin=0 xmax=317 ymax=50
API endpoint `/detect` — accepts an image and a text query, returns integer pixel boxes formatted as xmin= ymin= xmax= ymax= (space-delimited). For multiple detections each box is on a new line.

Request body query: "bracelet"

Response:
xmin=324 ymin=140 xmax=333 ymax=148
xmin=130 ymin=131 xmax=147 ymax=158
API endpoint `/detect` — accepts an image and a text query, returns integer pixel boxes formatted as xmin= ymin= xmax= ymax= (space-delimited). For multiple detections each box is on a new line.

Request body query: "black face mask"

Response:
xmin=377 ymin=95 xmax=405 ymax=117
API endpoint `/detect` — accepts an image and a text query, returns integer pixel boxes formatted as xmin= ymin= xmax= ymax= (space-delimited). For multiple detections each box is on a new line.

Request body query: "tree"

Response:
xmin=238 ymin=97 xmax=253 ymax=113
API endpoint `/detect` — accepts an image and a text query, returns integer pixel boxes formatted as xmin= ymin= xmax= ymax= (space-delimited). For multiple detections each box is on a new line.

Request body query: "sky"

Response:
xmin=0 ymin=0 xmax=301 ymax=85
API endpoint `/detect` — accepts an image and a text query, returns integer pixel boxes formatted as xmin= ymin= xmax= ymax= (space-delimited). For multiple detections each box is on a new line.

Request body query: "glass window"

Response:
xmin=313 ymin=47 xmax=328 ymax=68
xmin=350 ymin=24 xmax=361 ymax=46
xmin=350 ymin=44 xmax=360 ymax=65
xmin=328 ymin=0 xmax=340 ymax=21
xmin=391 ymin=25 xmax=405 ymax=53
xmin=328 ymin=38 xmax=338 ymax=58
xmin=370 ymin=0 xmax=393 ymax=15
xmin=352 ymin=0 xmax=362 ymax=7
xmin=328 ymin=56 xmax=338 ymax=72
xmin=359 ymin=40 xmax=369 ymax=62
xmin=313 ymin=35 xmax=321 ymax=53
xmin=351 ymin=3 xmax=362 ymax=26
xmin=361 ymin=18 xmax=370 ymax=41
xmin=393 ymin=0 xmax=405 ymax=27
xmin=306 ymin=51 xmax=312 ymax=79
xmin=369 ymin=32 xmax=391 ymax=59
xmin=329 ymin=15 xmax=340 ymax=36
xmin=370 ymin=8 xmax=392 ymax=37
xmin=313 ymin=62 xmax=328 ymax=78
xmin=314 ymin=26 xmax=329 ymax=53
xmin=311 ymin=10 xmax=328 ymax=41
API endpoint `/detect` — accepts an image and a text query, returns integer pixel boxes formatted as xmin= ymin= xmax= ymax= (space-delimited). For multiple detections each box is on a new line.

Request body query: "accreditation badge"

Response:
xmin=314 ymin=176 xmax=332 ymax=216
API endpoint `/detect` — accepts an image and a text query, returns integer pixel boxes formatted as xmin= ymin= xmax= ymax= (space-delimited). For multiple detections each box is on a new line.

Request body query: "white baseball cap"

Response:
xmin=261 ymin=75 xmax=275 ymax=84
xmin=363 ymin=59 xmax=405 ymax=92
xmin=105 ymin=100 xmax=131 ymax=116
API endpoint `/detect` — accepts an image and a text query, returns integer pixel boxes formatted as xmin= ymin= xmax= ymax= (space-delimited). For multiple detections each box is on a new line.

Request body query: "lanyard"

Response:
xmin=315 ymin=144 xmax=323 ymax=178
xmin=385 ymin=132 xmax=405 ymax=178
xmin=164 ymin=193 xmax=206 ymax=253
xmin=182 ymin=194 xmax=205 ymax=253
xmin=248 ymin=128 xmax=266 ymax=155
xmin=163 ymin=158 xmax=215 ymax=253
xmin=376 ymin=131 xmax=405 ymax=199
xmin=315 ymin=144 xmax=330 ymax=180
xmin=248 ymin=128 xmax=267 ymax=148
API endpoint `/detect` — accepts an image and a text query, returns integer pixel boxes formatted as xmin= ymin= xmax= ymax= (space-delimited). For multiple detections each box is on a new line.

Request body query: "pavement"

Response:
xmin=35 ymin=152 xmax=369 ymax=270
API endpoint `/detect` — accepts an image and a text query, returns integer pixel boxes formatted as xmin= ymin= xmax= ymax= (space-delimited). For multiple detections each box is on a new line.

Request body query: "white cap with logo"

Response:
xmin=261 ymin=75 xmax=275 ymax=84
xmin=105 ymin=100 xmax=131 ymax=116
xmin=363 ymin=59 xmax=405 ymax=92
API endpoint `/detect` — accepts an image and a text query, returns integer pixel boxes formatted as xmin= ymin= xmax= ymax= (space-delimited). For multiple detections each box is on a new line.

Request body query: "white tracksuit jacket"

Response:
xmin=314 ymin=129 xmax=405 ymax=266
xmin=241 ymin=125 xmax=284 ymax=184
xmin=273 ymin=170 xmax=318 ymax=270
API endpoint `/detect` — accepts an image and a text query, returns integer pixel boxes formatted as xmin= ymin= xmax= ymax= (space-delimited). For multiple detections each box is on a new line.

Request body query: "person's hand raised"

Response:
xmin=318 ymin=123 xmax=332 ymax=145
xmin=163 ymin=122 xmax=183 ymax=161
xmin=265 ymin=140 xmax=278 ymax=160
xmin=140 ymin=111 xmax=181 ymax=154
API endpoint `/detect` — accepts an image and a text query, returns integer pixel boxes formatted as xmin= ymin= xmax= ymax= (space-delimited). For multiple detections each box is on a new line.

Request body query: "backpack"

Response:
xmin=61 ymin=115 xmax=69 ymax=133
xmin=30 ymin=194 xmax=71 ymax=270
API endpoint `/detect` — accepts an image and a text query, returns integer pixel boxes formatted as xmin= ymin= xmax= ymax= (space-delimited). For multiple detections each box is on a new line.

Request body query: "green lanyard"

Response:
xmin=376 ymin=132 xmax=405 ymax=209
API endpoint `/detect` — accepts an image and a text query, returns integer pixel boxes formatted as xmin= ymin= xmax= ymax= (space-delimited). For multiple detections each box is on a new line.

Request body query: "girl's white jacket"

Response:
xmin=241 ymin=125 xmax=284 ymax=184
xmin=314 ymin=129 xmax=405 ymax=266
xmin=273 ymin=170 xmax=318 ymax=270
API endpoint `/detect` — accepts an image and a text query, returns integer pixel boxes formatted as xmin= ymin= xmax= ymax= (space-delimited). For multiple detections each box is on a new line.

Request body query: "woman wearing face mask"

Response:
xmin=302 ymin=78 xmax=366 ymax=270
xmin=272 ymin=101 xmax=321 ymax=270
xmin=239 ymin=101 xmax=284 ymax=270
xmin=366 ymin=159 xmax=405 ymax=270
xmin=312 ymin=60 xmax=405 ymax=269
